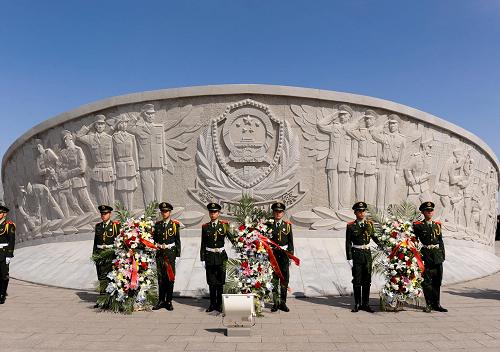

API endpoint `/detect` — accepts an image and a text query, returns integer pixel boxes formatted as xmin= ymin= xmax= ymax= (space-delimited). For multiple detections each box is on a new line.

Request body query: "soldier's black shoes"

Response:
xmin=271 ymin=305 xmax=279 ymax=312
xmin=206 ymin=305 xmax=216 ymax=312
xmin=93 ymin=303 xmax=100 ymax=309
xmin=361 ymin=305 xmax=375 ymax=313
xmin=165 ymin=302 xmax=174 ymax=311
xmin=279 ymin=303 xmax=290 ymax=312
xmin=433 ymin=305 xmax=448 ymax=312
xmin=153 ymin=302 xmax=166 ymax=310
xmin=0 ymin=296 xmax=5 ymax=304
xmin=423 ymin=305 xmax=432 ymax=313
xmin=351 ymin=304 xmax=360 ymax=313
xmin=216 ymin=305 xmax=223 ymax=313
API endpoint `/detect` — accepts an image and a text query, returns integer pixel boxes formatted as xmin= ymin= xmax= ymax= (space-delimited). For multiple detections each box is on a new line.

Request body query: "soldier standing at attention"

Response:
xmin=0 ymin=205 xmax=15 ymax=304
xmin=93 ymin=205 xmax=120 ymax=308
xmin=200 ymin=203 xmax=230 ymax=313
xmin=153 ymin=202 xmax=181 ymax=311
xmin=268 ymin=201 xmax=294 ymax=313
xmin=346 ymin=201 xmax=380 ymax=313
xmin=413 ymin=201 xmax=448 ymax=313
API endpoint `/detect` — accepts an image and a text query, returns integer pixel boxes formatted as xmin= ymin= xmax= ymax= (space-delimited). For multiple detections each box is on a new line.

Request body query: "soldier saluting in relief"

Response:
xmin=346 ymin=201 xmax=380 ymax=313
xmin=153 ymin=202 xmax=181 ymax=311
xmin=200 ymin=202 xmax=231 ymax=313
xmin=413 ymin=201 xmax=448 ymax=313
xmin=0 ymin=205 xmax=15 ymax=304
xmin=268 ymin=201 xmax=294 ymax=313
xmin=93 ymin=205 xmax=120 ymax=308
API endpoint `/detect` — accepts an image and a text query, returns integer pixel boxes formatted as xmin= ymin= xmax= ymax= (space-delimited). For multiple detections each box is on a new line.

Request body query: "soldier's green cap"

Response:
xmin=271 ymin=202 xmax=286 ymax=211
xmin=419 ymin=201 xmax=435 ymax=212
xmin=98 ymin=205 xmax=113 ymax=214
xmin=0 ymin=205 xmax=10 ymax=213
xmin=207 ymin=202 xmax=221 ymax=211
xmin=159 ymin=202 xmax=173 ymax=211
xmin=352 ymin=201 xmax=367 ymax=211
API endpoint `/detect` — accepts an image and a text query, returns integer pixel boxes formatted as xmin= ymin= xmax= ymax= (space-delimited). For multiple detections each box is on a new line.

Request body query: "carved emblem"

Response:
xmin=190 ymin=99 xmax=304 ymax=213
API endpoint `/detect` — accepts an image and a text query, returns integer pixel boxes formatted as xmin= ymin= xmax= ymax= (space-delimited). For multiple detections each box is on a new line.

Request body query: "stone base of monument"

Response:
xmin=10 ymin=230 xmax=500 ymax=294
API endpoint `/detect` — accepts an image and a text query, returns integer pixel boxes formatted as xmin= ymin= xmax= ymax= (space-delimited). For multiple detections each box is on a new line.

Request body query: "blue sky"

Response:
xmin=1 ymin=0 xmax=499 ymax=163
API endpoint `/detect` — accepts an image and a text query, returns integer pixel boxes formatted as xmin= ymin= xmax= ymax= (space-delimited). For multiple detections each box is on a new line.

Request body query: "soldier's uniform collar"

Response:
xmin=0 ymin=218 xmax=5 ymax=225
xmin=211 ymin=220 xmax=219 ymax=226
xmin=163 ymin=218 xmax=171 ymax=224
xmin=356 ymin=219 xmax=365 ymax=225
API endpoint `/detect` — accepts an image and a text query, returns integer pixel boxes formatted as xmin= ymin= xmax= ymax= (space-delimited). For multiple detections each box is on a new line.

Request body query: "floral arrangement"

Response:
xmin=226 ymin=217 xmax=274 ymax=315
xmin=371 ymin=203 xmax=425 ymax=309
xmin=94 ymin=203 xmax=158 ymax=313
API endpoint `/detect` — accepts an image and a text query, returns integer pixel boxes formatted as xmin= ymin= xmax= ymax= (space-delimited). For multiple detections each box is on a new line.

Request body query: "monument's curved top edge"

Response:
xmin=3 ymin=84 xmax=499 ymax=173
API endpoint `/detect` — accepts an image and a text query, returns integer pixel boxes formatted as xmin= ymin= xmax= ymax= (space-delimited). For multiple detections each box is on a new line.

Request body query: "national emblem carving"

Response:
xmin=190 ymin=99 xmax=304 ymax=214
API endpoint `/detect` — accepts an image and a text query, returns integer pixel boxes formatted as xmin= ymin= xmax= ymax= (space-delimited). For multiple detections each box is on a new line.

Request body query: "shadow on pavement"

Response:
xmin=75 ymin=291 xmax=98 ymax=303
xmin=173 ymin=297 xmax=209 ymax=311
xmin=444 ymin=288 xmax=500 ymax=300
xmin=205 ymin=328 xmax=225 ymax=335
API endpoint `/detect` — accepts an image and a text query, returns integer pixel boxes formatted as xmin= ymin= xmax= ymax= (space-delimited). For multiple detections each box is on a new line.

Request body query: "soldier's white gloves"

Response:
xmin=5 ymin=257 xmax=11 ymax=265
xmin=347 ymin=260 xmax=353 ymax=267
xmin=201 ymin=261 xmax=205 ymax=268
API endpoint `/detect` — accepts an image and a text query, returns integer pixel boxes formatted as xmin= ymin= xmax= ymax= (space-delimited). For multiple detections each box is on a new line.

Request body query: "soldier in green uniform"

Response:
xmin=413 ymin=201 xmax=447 ymax=313
xmin=152 ymin=202 xmax=181 ymax=311
xmin=0 ymin=205 xmax=15 ymax=304
xmin=93 ymin=205 xmax=120 ymax=307
xmin=268 ymin=201 xmax=294 ymax=313
xmin=200 ymin=202 xmax=230 ymax=313
xmin=345 ymin=201 xmax=380 ymax=313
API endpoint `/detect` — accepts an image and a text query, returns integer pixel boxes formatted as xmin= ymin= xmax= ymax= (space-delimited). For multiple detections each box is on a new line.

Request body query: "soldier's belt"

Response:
xmin=0 ymin=243 xmax=8 ymax=248
xmin=352 ymin=244 xmax=370 ymax=250
xmin=205 ymin=247 xmax=225 ymax=253
xmin=96 ymin=244 xmax=114 ymax=249
xmin=423 ymin=244 xmax=440 ymax=249
xmin=158 ymin=243 xmax=176 ymax=250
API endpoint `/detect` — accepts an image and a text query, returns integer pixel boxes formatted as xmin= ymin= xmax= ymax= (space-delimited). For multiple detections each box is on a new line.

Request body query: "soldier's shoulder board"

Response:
xmin=6 ymin=220 xmax=15 ymax=226
xmin=284 ymin=220 xmax=292 ymax=225
xmin=112 ymin=220 xmax=120 ymax=225
xmin=220 ymin=220 xmax=229 ymax=224
xmin=413 ymin=221 xmax=423 ymax=225
xmin=171 ymin=219 xmax=180 ymax=225
xmin=347 ymin=220 xmax=355 ymax=225
xmin=155 ymin=220 xmax=163 ymax=225
xmin=202 ymin=223 xmax=209 ymax=228
xmin=434 ymin=221 xmax=442 ymax=225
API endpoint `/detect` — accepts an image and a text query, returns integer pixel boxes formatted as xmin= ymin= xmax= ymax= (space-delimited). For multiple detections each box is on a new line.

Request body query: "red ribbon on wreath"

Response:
xmin=129 ymin=237 xmax=175 ymax=289
xmin=256 ymin=234 xmax=301 ymax=289
xmin=389 ymin=238 xmax=425 ymax=273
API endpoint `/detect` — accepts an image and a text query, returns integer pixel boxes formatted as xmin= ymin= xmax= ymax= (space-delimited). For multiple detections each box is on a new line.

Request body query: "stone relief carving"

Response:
xmin=57 ymin=130 xmax=94 ymax=215
xmin=109 ymin=115 xmax=139 ymax=211
xmin=404 ymin=138 xmax=433 ymax=205
xmin=2 ymin=90 xmax=497 ymax=247
xmin=292 ymin=104 xmax=354 ymax=211
xmin=190 ymin=99 xmax=304 ymax=214
xmin=34 ymin=140 xmax=59 ymax=193
xmin=370 ymin=114 xmax=406 ymax=210
xmin=290 ymin=103 xmax=497 ymax=246
xmin=75 ymin=114 xmax=115 ymax=207
xmin=127 ymin=103 xmax=203 ymax=208
xmin=345 ymin=109 xmax=379 ymax=206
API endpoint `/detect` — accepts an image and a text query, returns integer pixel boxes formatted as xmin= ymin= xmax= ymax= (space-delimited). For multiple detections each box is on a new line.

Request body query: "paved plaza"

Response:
xmin=1 ymin=244 xmax=499 ymax=352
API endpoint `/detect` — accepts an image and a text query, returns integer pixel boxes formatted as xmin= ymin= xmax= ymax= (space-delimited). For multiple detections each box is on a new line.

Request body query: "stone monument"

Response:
xmin=2 ymin=85 xmax=499 ymax=294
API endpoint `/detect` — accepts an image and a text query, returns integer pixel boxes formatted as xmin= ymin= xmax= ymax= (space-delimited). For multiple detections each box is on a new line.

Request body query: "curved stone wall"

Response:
xmin=2 ymin=85 xmax=499 ymax=248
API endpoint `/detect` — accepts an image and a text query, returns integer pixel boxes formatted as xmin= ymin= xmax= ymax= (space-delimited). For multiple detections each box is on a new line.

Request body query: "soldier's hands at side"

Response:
xmin=201 ymin=261 xmax=205 ymax=268
xmin=347 ymin=259 xmax=353 ymax=267
xmin=5 ymin=257 xmax=11 ymax=265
